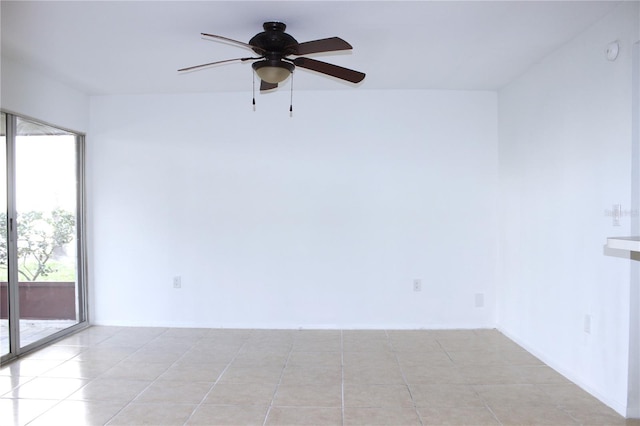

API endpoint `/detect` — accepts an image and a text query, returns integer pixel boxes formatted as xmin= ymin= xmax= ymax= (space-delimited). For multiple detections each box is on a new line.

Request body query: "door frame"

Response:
xmin=1 ymin=111 xmax=89 ymax=363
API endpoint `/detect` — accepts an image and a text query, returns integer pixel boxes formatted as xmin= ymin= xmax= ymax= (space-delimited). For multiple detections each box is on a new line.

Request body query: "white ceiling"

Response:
xmin=1 ymin=1 xmax=621 ymax=95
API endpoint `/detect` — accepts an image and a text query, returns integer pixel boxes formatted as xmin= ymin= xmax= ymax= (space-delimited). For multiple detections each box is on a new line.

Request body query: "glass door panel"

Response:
xmin=0 ymin=113 xmax=8 ymax=357
xmin=15 ymin=117 xmax=80 ymax=348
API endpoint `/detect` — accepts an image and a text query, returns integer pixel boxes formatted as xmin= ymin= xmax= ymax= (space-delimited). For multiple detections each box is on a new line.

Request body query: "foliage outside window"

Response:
xmin=0 ymin=209 xmax=75 ymax=282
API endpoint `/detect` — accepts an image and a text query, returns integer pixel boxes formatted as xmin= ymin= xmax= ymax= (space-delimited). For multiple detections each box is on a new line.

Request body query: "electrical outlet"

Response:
xmin=584 ymin=314 xmax=591 ymax=334
xmin=413 ymin=279 xmax=422 ymax=292
xmin=173 ymin=276 xmax=182 ymax=289
xmin=613 ymin=204 xmax=622 ymax=226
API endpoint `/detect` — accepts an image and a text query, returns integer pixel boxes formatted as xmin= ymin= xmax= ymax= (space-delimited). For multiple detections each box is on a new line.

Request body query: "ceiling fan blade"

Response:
xmin=293 ymin=37 xmax=353 ymax=55
xmin=178 ymin=57 xmax=257 ymax=72
xmin=293 ymin=57 xmax=365 ymax=83
xmin=201 ymin=33 xmax=265 ymax=53
xmin=260 ymin=80 xmax=278 ymax=91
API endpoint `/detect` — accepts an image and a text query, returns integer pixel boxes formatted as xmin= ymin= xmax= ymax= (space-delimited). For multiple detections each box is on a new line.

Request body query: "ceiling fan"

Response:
xmin=178 ymin=22 xmax=366 ymax=91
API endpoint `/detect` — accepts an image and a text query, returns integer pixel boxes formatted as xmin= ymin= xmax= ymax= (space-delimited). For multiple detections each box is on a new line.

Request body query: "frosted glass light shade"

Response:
xmin=252 ymin=60 xmax=294 ymax=84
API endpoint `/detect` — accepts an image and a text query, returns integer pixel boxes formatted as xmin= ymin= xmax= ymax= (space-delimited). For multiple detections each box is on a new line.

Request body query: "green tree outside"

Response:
xmin=0 ymin=209 xmax=76 ymax=282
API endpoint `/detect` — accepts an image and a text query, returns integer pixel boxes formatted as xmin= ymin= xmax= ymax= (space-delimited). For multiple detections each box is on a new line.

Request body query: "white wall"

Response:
xmin=0 ymin=57 xmax=89 ymax=133
xmin=88 ymin=89 xmax=498 ymax=329
xmin=498 ymin=2 xmax=639 ymax=416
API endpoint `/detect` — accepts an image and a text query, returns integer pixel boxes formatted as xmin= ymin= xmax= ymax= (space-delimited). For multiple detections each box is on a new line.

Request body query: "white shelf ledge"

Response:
xmin=606 ymin=236 xmax=640 ymax=252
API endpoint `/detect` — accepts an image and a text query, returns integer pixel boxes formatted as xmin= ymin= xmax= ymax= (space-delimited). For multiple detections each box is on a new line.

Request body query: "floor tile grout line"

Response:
xmin=23 ymin=330 xmax=164 ymax=425
xmin=261 ymin=334 xmax=295 ymax=426
xmin=535 ymin=382 xmax=583 ymax=425
xmin=102 ymin=328 xmax=207 ymax=426
xmin=22 ymin=390 xmax=69 ymax=425
xmin=181 ymin=330 xmax=255 ymax=426
xmin=7 ymin=330 xmax=131 ymax=425
xmin=6 ymin=327 xmax=629 ymax=426
xmin=483 ymin=402 xmax=504 ymax=425
xmin=99 ymin=328 xmax=229 ymax=425
xmin=435 ymin=337 xmax=456 ymax=364
xmin=384 ymin=329 xmax=425 ymax=426
xmin=25 ymin=328 xmax=165 ymax=426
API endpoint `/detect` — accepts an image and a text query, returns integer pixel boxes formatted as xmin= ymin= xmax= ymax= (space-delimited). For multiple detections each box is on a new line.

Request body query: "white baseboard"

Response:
xmin=497 ymin=326 xmax=629 ymax=418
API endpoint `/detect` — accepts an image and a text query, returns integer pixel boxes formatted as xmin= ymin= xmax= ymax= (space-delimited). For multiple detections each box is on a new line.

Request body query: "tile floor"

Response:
xmin=0 ymin=326 xmax=638 ymax=425
xmin=1 ymin=320 xmax=78 ymax=353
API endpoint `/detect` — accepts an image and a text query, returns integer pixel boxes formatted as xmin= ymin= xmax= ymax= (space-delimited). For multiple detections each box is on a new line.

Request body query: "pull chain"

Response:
xmin=252 ymin=70 xmax=256 ymax=111
xmin=289 ymin=72 xmax=294 ymax=117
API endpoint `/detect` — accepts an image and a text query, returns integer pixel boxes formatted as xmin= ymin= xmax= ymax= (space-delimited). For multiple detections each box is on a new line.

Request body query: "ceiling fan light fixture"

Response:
xmin=181 ymin=22 xmax=366 ymax=95
xmin=252 ymin=60 xmax=295 ymax=84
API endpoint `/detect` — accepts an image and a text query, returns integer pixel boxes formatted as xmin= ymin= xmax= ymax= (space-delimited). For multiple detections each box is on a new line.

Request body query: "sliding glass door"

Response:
xmin=1 ymin=113 xmax=8 ymax=358
xmin=1 ymin=112 xmax=87 ymax=361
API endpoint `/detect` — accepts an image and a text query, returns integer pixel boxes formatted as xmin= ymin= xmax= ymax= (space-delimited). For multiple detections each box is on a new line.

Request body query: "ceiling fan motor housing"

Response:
xmin=249 ymin=22 xmax=299 ymax=57
xmin=249 ymin=22 xmax=299 ymax=83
